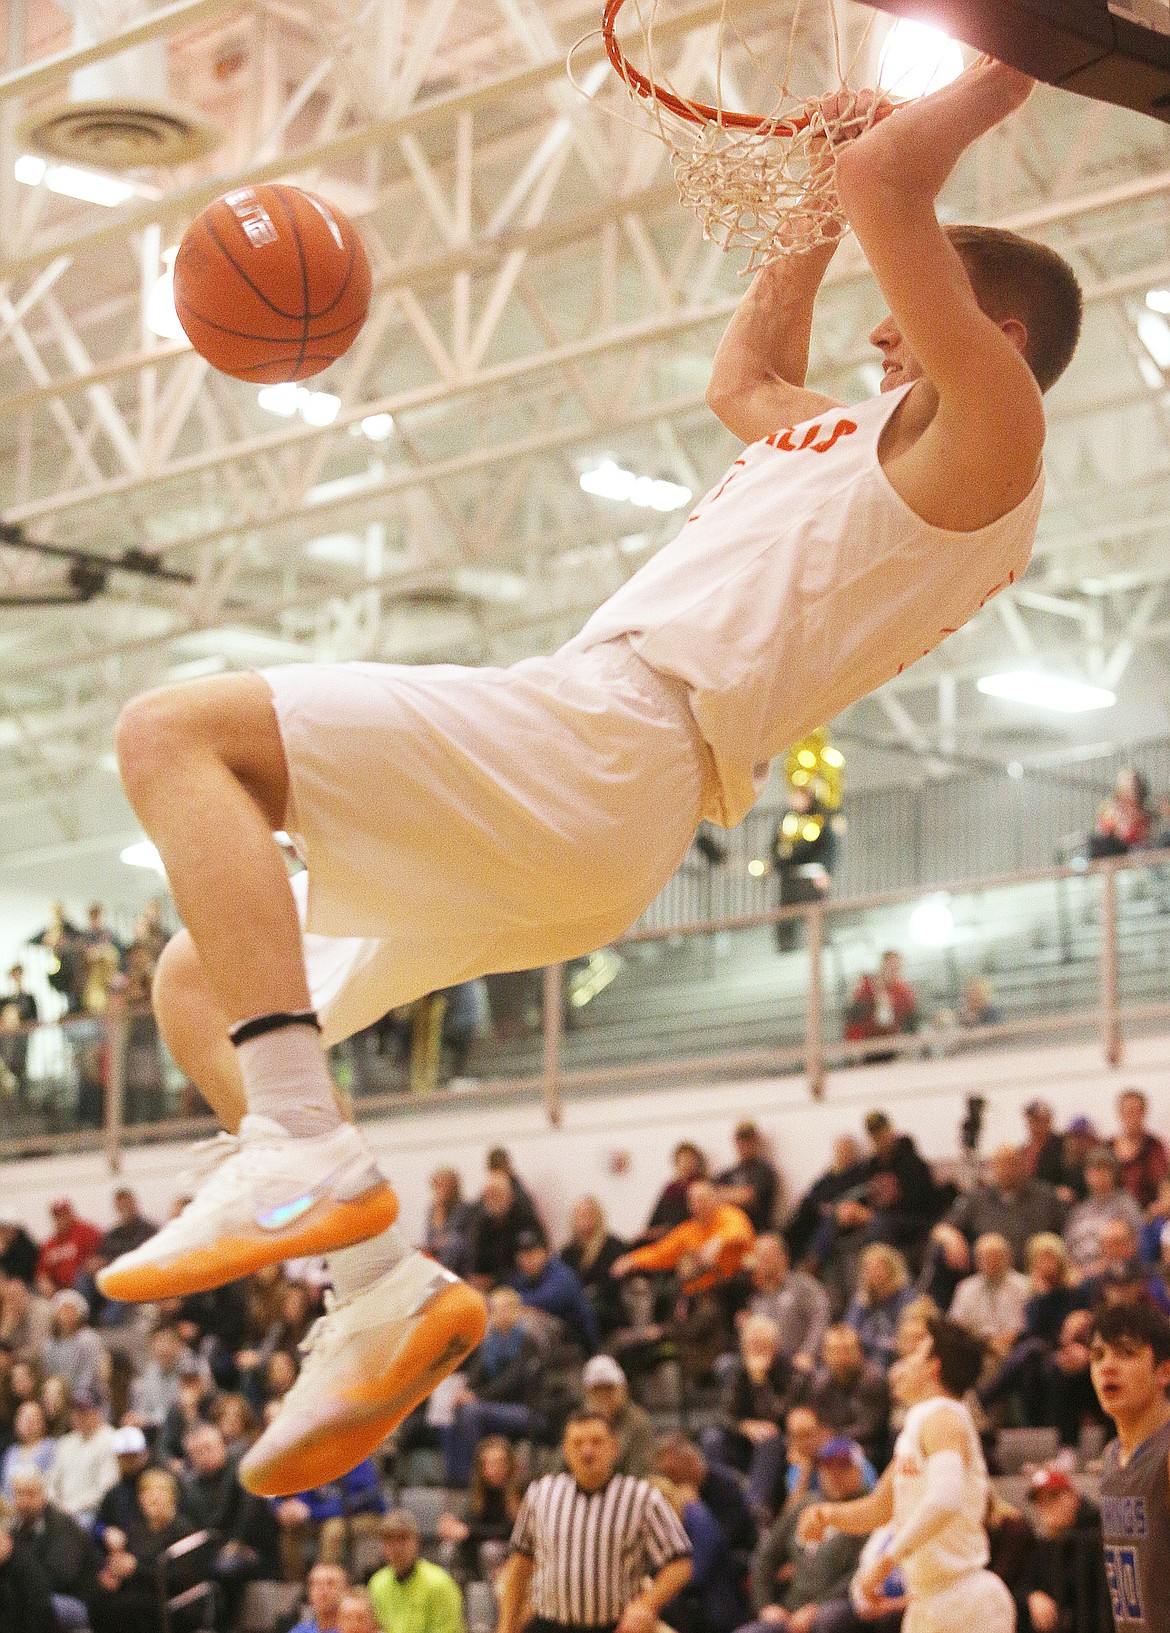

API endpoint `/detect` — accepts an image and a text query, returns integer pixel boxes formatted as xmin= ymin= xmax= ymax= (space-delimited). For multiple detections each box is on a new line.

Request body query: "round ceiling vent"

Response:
xmin=18 ymin=97 xmax=220 ymax=169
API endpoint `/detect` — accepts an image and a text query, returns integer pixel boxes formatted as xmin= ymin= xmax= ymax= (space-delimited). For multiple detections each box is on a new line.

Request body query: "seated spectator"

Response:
xmin=0 ymin=1220 xmax=39 ymax=1287
xmin=645 ymin=1143 xmax=711 ymax=1242
xmin=93 ymin=1189 xmax=156 ymax=1298
xmin=340 ymin=1589 xmax=382 ymax=1633
xmin=441 ymin=1287 xmax=545 ymax=1485
xmin=1043 ymin=1309 xmax=1110 ymax=1447
xmin=0 ymin=1401 xmax=55 ymax=1498
xmin=1080 ymin=1218 xmax=1152 ymax=1308
xmin=0 ymin=1274 xmax=51 ymax=1359
xmin=47 ymin=1385 xmax=119 ymax=1523
xmin=843 ymin=951 xmax=918 ymax=1058
xmin=702 ymin=1314 xmax=797 ymax=1514
xmin=466 ymin=1174 xmax=544 ymax=1289
xmin=179 ymin=1422 xmax=279 ymax=1627
xmin=88 ymin=1467 xmax=197 ymax=1633
xmin=43 ymin=1288 xmax=108 ymax=1399
xmin=560 ymin=1197 xmax=627 ymax=1337
xmin=806 ymin=1326 xmax=890 ymax=1464
xmin=159 ymin=1355 xmax=219 ymax=1466
xmin=291 ymin=1562 xmax=350 ymax=1633
xmin=918 ymin=1222 xmax=971 ymax=1311
xmin=784 ymin=1136 xmax=867 ymax=1268
xmin=511 ymin=1231 xmax=598 ymax=1353
xmin=128 ymin=1320 xmax=205 ymax=1430
xmin=1139 ymin=1178 xmax=1170 ymax=1265
xmin=1063 ymin=1148 xmax=1144 ymax=1274
xmin=655 ymin=1434 xmax=758 ymax=1564
xmin=580 ymin=1354 xmax=656 ymax=1477
xmin=745 ymin=1235 xmax=830 ymax=1373
xmin=950 ymin=1145 xmax=1066 ymax=1265
xmin=9 ymin=1462 xmax=101 ymax=1631
xmin=35 ymin=1200 xmax=102 ymax=1295
xmin=424 ymin=1168 xmax=473 ymax=1275
xmin=94 ymin=1425 xmax=153 ymax=1544
xmin=1111 ymin=1088 xmax=1168 ymax=1210
xmin=745 ymin=1439 xmax=870 ymax=1633
xmin=717 ymin=1122 xmax=781 ymax=1233
xmin=1021 ymin=1102 xmax=1066 ymax=1189
xmin=212 ymin=1391 xmax=259 ymax=1460
xmin=485 ymin=1148 xmax=543 ymax=1228
xmin=656 ymin=1473 xmax=748 ymax=1633
xmin=368 ymin=1510 xmax=464 ymax=1633
xmin=956 ymin=976 xmax=1002 ymax=1028
xmin=857 ymin=1111 xmax=942 ymax=1252
xmin=949 ymin=1233 xmax=1031 ymax=1359
xmin=1022 ymin=1467 xmax=1111 ymax=1633
xmin=0 ymin=1519 xmax=57 ymax=1633
xmin=1089 ymin=767 xmax=1153 ymax=857
xmin=275 ymin=1456 xmax=386 ymax=1582
xmin=613 ymin=1181 xmax=755 ymax=1296
xmin=437 ymin=1434 xmax=522 ymax=1581
xmin=844 ymin=1245 xmax=914 ymax=1370
xmin=1057 ymin=1118 xmax=1097 ymax=1205
xmin=978 ymin=1235 xmax=1088 ymax=1423
xmin=39 ymin=1373 xmax=72 ymax=1437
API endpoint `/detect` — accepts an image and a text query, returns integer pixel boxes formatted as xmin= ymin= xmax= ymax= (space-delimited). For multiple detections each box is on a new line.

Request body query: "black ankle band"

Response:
xmin=228 ymin=1009 xmax=322 ymax=1048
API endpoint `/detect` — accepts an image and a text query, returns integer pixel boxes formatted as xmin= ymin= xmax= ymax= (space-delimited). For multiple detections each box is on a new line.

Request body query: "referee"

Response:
xmin=498 ymin=1410 xmax=693 ymax=1633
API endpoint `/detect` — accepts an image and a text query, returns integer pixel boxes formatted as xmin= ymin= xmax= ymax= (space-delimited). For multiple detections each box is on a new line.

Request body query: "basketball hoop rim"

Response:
xmin=601 ymin=0 xmax=810 ymax=133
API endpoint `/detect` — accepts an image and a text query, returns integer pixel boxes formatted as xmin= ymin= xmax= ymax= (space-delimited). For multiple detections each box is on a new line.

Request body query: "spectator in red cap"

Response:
xmin=1021 ymin=1467 xmax=1110 ymax=1633
xmin=35 ymin=1202 xmax=101 ymax=1296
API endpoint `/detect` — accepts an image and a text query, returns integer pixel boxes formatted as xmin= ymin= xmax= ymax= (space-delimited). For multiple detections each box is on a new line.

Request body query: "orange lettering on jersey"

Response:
xmin=767 ymin=418 xmax=858 ymax=454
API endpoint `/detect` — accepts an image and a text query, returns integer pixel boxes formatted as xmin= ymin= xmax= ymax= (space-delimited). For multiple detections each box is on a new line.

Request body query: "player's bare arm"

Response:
xmin=834 ymin=56 xmax=1045 ymax=532
xmin=705 ymin=89 xmax=889 ymax=443
xmin=797 ymin=1465 xmax=895 ymax=1543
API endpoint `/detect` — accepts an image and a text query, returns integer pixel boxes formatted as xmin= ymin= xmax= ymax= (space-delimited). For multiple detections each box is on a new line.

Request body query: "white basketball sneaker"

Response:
xmin=238 ymin=1249 xmax=488 ymax=1496
xmin=97 ymin=1114 xmax=398 ymax=1303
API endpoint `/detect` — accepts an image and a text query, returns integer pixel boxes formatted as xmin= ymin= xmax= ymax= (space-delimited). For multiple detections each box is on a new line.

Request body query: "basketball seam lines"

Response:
xmin=200 ymin=197 xmax=357 ymax=325
xmin=273 ymin=186 xmax=310 ymax=378
xmin=174 ymin=298 xmax=365 ymax=346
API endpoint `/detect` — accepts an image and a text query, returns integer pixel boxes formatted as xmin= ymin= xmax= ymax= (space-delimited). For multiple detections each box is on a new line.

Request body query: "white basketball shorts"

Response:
xmin=904 ymin=1571 xmax=1015 ymax=1633
xmin=261 ymin=637 xmax=708 ymax=1048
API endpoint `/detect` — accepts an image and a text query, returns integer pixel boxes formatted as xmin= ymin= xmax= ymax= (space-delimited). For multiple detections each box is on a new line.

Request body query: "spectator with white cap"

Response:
xmin=42 ymin=1288 xmax=108 ymax=1399
xmin=581 ymin=1355 xmax=656 ymax=1478
xmin=46 ymin=1385 xmax=120 ymax=1523
xmin=94 ymin=1425 xmax=153 ymax=1545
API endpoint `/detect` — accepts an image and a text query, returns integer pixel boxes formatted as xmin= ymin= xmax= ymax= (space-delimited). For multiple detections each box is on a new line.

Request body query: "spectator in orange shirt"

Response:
xmin=612 ymin=1182 xmax=755 ymax=1295
xmin=36 ymin=1202 xmax=102 ymax=1295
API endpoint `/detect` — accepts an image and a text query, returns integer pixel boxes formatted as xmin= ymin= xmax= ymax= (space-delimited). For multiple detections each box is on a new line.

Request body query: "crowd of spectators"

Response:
xmin=0 ymin=1087 xmax=1161 ymax=1633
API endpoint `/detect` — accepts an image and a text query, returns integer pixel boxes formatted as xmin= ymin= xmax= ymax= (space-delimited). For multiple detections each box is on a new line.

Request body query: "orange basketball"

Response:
xmin=173 ymin=184 xmax=371 ymax=383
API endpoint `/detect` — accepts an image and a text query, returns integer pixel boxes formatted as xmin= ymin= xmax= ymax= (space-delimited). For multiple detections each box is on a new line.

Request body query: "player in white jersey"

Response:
xmin=798 ymin=1313 xmax=1013 ymax=1633
xmin=100 ymin=56 xmax=1083 ymax=1497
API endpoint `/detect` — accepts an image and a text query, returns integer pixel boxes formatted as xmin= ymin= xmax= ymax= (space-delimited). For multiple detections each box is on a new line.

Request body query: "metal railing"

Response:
xmin=3 ymin=846 xmax=1168 ymax=1168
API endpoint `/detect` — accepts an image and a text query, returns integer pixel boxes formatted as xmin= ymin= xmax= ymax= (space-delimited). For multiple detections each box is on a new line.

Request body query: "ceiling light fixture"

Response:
xmin=909 ymin=894 xmax=954 ymax=947
xmin=256 ymin=384 xmax=340 ymax=426
xmin=120 ymin=839 xmax=166 ymax=873
xmin=877 ymin=19 xmax=965 ymax=99
xmin=977 ymin=671 xmax=1117 ymax=713
xmin=146 ymin=246 xmax=186 ymax=341
xmin=1146 ymin=289 xmax=1170 ymax=314
xmin=1138 ymin=309 xmax=1170 ymax=369
xmin=579 ymin=458 xmax=692 ymax=512
xmin=14 ymin=152 xmax=136 ymax=207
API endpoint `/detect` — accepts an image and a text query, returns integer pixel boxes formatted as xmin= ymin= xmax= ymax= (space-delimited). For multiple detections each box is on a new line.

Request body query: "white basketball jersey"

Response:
xmin=892 ymin=1396 xmax=990 ymax=1598
xmin=568 ymin=385 xmax=1044 ymax=827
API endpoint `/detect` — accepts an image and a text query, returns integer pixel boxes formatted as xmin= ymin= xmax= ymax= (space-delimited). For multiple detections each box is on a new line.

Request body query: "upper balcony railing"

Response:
xmin=3 ymin=846 xmax=1169 ymax=1167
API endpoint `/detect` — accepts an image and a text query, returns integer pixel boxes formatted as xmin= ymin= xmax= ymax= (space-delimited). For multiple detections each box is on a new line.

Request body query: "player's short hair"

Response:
xmin=925 ymin=1312 xmax=987 ymax=1397
xmin=946 ymin=224 xmax=1083 ymax=394
xmin=1091 ymin=1302 xmax=1170 ymax=1364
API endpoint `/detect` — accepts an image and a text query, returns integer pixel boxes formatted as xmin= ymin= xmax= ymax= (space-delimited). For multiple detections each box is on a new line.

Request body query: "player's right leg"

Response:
xmin=147 ymin=930 xmax=487 ymax=1498
xmin=96 ymin=676 xmax=398 ymax=1302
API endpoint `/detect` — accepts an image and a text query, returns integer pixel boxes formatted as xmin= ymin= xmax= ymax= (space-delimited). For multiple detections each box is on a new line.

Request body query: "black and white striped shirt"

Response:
xmin=511 ymin=1472 xmax=692 ymax=1627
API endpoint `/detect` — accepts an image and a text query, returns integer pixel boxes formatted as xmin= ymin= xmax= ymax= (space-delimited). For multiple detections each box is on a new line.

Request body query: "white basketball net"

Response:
xmin=579 ymin=0 xmax=888 ymax=271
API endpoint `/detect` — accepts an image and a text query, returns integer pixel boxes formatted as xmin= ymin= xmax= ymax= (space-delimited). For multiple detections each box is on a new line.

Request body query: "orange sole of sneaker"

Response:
xmin=96 ymin=1182 xmax=399 ymax=1303
xmin=238 ymin=1279 xmax=489 ymax=1496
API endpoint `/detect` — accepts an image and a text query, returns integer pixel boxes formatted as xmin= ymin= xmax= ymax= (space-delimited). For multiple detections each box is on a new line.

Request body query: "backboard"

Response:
xmin=856 ymin=0 xmax=1170 ymax=120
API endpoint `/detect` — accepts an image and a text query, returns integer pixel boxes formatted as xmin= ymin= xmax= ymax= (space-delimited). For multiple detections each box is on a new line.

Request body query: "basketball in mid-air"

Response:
xmin=173 ymin=183 xmax=371 ymax=383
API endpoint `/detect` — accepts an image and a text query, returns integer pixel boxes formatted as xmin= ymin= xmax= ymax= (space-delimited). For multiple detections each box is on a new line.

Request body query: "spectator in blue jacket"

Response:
xmin=274 ymin=1458 xmax=386 ymax=1581
xmin=511 ymin=1233 xmax=599 ymax=1354
xmin=657 ymin=1474 xmax=748 ymax=1633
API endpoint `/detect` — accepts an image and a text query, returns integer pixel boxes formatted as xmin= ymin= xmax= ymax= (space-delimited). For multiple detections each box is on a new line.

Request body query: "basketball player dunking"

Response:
xmin=798 ymin=1313 xmax=1013 ymax=1633
xmin=99 ymin=55 xmax=1083 ymax=1496
xmin=1090 ymin=1303 xmax=1170 ymax=1633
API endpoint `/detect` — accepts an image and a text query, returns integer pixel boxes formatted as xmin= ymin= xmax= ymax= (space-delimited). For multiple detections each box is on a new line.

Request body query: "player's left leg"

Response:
xmin=148 ymin=924 xmax=487 ymax=1497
